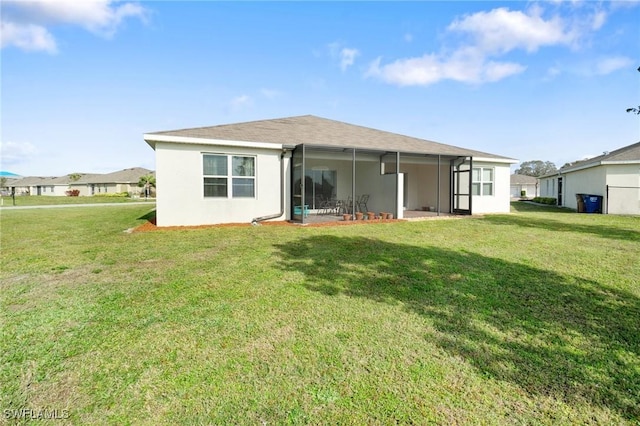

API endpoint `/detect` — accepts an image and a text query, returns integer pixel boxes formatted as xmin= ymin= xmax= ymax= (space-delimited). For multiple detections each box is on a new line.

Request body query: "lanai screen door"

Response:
xmin=451 ymin=157 xmax=472 ymax=215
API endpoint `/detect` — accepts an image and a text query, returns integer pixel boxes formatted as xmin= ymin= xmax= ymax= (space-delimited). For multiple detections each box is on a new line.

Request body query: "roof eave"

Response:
xmin=473 ymin=156 xmax=518 ymax=164
xmin=144 ymin=134 xmax=286 ymax=151
xmin=554 ymin=159 xmax=640 ymax=175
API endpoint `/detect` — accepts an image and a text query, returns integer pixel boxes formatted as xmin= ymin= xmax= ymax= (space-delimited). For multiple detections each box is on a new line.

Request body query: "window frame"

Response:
xmin=203 ymin=153 xmax=256 ymax=199
xmin=471 ymin=167 xmax=494 ymax=196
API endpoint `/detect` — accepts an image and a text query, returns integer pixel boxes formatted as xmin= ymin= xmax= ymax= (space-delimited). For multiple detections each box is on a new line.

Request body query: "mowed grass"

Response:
xmin=1 ymin=203 xmax=638 ymax=424
xmin=0 ymin=195 xmax=154 ymax=207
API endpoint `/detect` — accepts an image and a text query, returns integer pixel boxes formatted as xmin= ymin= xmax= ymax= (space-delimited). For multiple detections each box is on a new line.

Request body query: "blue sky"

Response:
xmin=1 ymin=0 xmax=639 ymax=176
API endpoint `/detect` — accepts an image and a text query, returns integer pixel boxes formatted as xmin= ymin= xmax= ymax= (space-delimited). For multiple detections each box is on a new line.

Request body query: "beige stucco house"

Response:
xmin=144 ymin=115 xmax=517 ymax=227
xmin=69 ymin=167 xmax=154 ymax=197
xmin=539 ymin=141 xmax=640 ymax=214
xmin=8 ymin=168 xmax=154 ymax=197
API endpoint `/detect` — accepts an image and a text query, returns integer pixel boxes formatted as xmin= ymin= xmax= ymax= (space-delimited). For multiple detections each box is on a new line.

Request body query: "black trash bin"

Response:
xmin=583 ymin=194 xmax=603 ymax=213
xmin=575 ymin=194 xmax=586 ymax=213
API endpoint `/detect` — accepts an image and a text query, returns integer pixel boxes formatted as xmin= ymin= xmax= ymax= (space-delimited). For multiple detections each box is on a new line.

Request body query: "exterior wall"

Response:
xmin=472 ymin=162 xmax=512 ymax=214
xmin=52 ymin=185 xmax=71 ymax=196
xmin=400 ymin=162 xmax=451 ymax=213
xmin=155 ymin=141 xmax=287 ymax=226
xmin=540 ymin=176 xmax=559 ymax=199
xmin=75 ymin=184 xmax=93 ymax=196
xmin=604 ymin=164 xmax=640 ymax=214
xmin=540 ymin=164 xmax=639 ymax=214
xmin=562 ymin=167 xmax=606 ymax=210
xmin=38 ymin=185 xmax=60 ymax=196
xmin=510 ymin=183 xmax=538 ymax=198
xmin=356 ymin=155 xmax=397 ymax=215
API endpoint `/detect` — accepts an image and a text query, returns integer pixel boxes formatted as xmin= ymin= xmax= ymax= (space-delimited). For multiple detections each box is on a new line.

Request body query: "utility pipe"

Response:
xmin=251 ymin=150 xmax=288 ymax=225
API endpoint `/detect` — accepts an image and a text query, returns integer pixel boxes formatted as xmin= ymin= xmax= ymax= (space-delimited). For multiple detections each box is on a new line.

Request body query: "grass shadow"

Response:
xmin=486 ymin=213 xmax=640 ymax=242
xmin=273 ymin=235 xmax=640 ymax=420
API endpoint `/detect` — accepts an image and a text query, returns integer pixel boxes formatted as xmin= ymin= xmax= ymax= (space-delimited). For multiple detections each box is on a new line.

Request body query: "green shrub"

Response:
xmin=531 ymin=197 xmax=557 ymax=205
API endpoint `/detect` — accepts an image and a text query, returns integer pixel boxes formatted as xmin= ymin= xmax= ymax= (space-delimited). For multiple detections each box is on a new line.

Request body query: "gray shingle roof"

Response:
xmin=560 ymin=141 xmax=640 ymax=172
xmin=146 ymin=115 xmax=514 ymax=160
xmin=510 ymin=174 xmax=538 ymax=185
xmin=8 ymin=176 xmax=56 ymax=186
xmin=77 ymin=168 xmax=153 ymax=184
xmin=8 ymin=169 xmax=154 ymax=187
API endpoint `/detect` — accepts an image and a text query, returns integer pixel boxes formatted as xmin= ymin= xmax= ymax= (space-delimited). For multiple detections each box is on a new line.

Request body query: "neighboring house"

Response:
xmin=144 ymin=115 xmax=517 ymax=227
xmin=39 ymin=174 xmax=99 ymax=196
xmin=69 ymin=168 xmax=154 ymax=196
xmin=8 ymin=176 xmax=57 ymax=196
xmin=6 ymin=168 xmax=154 ymax=197
xmin=510 ymin=174 xmax=539 ymax=198
xmin=1 ymin=176 xmax=21 ymax=195
xmin=539 ymin=141 xmax=640 ymax=214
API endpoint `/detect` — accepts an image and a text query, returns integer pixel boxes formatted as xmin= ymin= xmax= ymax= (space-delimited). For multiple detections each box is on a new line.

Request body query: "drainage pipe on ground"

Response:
xmin=251 ymin=150 xmax=288 ymax=225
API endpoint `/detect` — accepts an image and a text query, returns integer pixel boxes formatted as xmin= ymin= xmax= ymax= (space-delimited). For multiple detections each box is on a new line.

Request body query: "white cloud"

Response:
xmin=366 ymin=50 xmax=525 ymax=86
xmin=0 ymin=141 xmax=39 ymax=166
xmin=1 ymin=0 xmax=147 ymax=53
xmin=0 ymin=21 xmax=57 ymax=53
xmin=339 ymin=47 xmax=359 ymax=71
xmin=366 ymin=5 xmax=604 ymax=87
xmin=328 ymin=42 xmax=359 ymax=71
xmin=590 ymin=10 xmax=607 ymax=30
xmin=595 ymin=56 xmax=633 ymax=75
xmin=448 ymin=6 xmax=576 ymax=54
xmin=229 ymin=95 xmax=253 ymax=112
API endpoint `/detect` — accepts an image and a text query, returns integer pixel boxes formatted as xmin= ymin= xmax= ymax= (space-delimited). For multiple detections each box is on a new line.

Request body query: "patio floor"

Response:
xmin=302 ymin=209 xmax=456 ymax=225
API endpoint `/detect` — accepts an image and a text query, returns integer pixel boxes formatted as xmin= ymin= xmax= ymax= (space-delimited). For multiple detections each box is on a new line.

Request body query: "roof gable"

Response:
xmin=146 ymin=115 xmax=514 ymax=161
xmin=560 ymin=141 xmax=640 ymax=172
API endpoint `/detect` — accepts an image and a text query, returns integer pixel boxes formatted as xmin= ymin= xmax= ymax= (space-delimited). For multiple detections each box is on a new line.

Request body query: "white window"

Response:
xmin=203 ymin=154 xmax=255 ymax=198
xmin=472 ymin=167 xmax=494 ymax=196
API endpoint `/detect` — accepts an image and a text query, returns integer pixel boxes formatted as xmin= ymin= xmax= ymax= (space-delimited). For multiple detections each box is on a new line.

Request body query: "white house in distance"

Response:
xmin=510 ymin=174 xmax=539 ymax=198
xmin=539 ymin=141 xmax=640 ymax=215
xmin=144 ymin=115 xmax=517 ymax=227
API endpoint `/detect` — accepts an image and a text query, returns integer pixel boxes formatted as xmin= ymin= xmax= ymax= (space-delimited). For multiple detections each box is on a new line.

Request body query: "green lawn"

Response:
xmin=0 ymin=195 xmax=154 ymax=207
xmin=1 ymin=203 xmax=638 ymax=424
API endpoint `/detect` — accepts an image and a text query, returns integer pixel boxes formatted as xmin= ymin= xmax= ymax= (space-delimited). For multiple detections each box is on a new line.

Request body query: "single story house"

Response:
xmin=7 ymin=168 xmax=154 ymax=197
xmin=539 ymin=141 xmax=640 ymax=214
xmin=68 ymin=167 xmax=154 ymax=197
xmin=144 ymin=115 xmax=517 ymax=227
xmin=7 ymin=176 xmax=57 ymax=196
xmin=510 ymin=174 xmax=539 ymax=198
xmin=33 ymin=174 xmax=101 ymax=196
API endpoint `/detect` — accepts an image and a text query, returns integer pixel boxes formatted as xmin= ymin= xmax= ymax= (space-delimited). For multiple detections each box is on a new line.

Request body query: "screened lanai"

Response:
xmin=290 ymin=144 xmax=473 ymax=224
